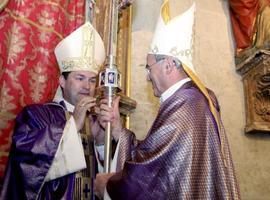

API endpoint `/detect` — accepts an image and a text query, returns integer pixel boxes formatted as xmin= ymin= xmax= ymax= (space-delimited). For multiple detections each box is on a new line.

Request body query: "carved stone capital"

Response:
xmin=238 ymin=51 xmax=270 ymax=133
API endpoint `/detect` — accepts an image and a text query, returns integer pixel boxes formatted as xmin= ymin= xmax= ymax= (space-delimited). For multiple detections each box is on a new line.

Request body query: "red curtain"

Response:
xmin=0 ymin=0 xmax=85 ymax=181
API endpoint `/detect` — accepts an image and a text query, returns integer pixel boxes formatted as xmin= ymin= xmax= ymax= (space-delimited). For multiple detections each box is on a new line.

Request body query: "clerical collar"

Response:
xmin=53 ymin=95 xmax=75 ymax=113
xmin=160 ymin=78 xmax=191 ymax=103
xmin=63 ymin=99 xmax=75 ymax=112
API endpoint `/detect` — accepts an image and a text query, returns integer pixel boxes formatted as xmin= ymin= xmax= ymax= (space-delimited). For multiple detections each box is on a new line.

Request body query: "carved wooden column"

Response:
xmin=236 ymin=50 xmax=270 ymax=133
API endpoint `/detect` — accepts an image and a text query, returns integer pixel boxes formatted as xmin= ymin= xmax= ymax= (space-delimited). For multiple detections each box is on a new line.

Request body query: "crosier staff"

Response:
xmin=97 ymin=0 xmax=134 ymax=173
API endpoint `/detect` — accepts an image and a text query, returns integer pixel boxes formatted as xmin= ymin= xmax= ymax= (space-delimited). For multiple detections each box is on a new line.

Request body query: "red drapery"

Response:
xmin=229 ymin=0 xmax=260 ymax=52
xmin=0 ymin=0 xmax=85 ymax=181
xmin=229 ymin=0 xmax=270 ymax=53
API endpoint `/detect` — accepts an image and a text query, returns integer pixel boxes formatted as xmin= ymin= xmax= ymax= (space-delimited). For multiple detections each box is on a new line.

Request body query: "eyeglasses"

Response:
xmin=145 ymin=59 xmax=164 ymax=74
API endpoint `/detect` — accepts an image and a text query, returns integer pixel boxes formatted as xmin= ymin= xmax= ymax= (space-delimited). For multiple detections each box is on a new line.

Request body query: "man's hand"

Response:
xmin=73 ymin=96 xmax=96 ymax=131
xmin=98 ymin=96 xmax=122 ymax=141
xmin=94 ymin=173 xmax=115 ymax=199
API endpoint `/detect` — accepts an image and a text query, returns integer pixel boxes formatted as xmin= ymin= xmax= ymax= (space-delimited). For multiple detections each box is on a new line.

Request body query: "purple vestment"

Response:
xmin=0 ymin=102 xmax=75 ymax=200
xmin=108 ymin=82 xmax=240 ymax=199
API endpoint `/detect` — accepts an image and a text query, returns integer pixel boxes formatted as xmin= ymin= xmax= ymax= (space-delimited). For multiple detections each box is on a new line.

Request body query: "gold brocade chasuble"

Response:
xmin=66 ymin=112 xmax=96 ymax=200
xmin=75 ymin=119 xmax=96 ymax=200
xmin=73 ymin=124 xmax=95 ymax=200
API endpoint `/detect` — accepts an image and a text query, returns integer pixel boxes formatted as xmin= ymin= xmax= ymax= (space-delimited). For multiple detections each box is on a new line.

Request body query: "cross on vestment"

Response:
xmin=82 ymin=138 xmax=88 ymax=150
xmin=73 ymin=119 xmax=97 ymax=200
xmin=83 ymin=183 xmax=91 ymax=199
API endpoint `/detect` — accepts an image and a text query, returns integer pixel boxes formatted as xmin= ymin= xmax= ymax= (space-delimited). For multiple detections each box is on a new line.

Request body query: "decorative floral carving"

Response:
xmin=254 ymin=72 xmax=270 ymax=122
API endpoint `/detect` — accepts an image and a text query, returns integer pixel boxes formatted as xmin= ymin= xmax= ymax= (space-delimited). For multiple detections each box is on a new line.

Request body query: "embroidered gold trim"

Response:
xmin=170 ymin=47 xmax=192 ymax=58
xmin=151 ymin=46 xmax=159 ymax=54
xmin=61 ymin=58 xmax=99 ymax=72
xmin=65 ymin=111 xmax=71 ymax=121
xmin=60 ymin=23 xmax=100 ymax=72
xmin=150 ymin=45 xmax=192 ymax=58
xmin=5 ymin=8 xmax=63 ymax=39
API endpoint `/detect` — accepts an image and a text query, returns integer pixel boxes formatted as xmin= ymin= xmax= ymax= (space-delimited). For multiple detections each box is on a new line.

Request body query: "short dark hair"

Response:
xmin=59 ymin=72 xmax=71 ymax=93
xmin=62 ymin=71 xmax=71 ymax=80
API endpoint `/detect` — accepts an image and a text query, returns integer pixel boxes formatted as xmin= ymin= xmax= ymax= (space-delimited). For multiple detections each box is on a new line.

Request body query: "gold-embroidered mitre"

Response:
xmin=55 ymin=22 xmax=105 ymax=74
xmin=149 ymin=0 xmax=195 ymax=72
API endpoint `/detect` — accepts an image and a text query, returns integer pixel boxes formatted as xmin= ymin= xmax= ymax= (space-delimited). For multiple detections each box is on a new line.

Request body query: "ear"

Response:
xmin=164 ymin=57 xmax=175 ymax=75
xmin=59 ymin=75 xmax=66 ymax=89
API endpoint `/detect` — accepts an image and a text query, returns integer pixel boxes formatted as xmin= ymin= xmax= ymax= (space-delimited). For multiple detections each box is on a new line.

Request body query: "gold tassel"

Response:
xmin=161 ymin=0 xmax=171 ymax=24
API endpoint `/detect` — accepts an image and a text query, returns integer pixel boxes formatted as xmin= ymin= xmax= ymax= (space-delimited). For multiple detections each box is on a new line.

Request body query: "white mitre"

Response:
xmin=149 ymin=0 xmax=195 ymax=72
xmin=149 ymin=1 xmax=223 ymax=140
xmin=55 ymin=22 xmax=105 ymax=74
xmin=54 ymin=22 xmax=105 ymax=100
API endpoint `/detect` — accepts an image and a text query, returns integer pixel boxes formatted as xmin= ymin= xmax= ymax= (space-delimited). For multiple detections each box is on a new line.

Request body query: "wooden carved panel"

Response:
xmin=238 ymin=51 xmax=270 ymax=133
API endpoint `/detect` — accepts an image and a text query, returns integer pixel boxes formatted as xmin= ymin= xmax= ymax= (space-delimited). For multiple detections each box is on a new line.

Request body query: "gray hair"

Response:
xmin=154 ymin=54 xmax=184 ymax=72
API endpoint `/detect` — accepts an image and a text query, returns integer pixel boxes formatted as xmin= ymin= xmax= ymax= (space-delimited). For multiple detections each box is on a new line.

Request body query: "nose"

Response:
xmin=83 ymin=80 xmax=90 ymax=89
